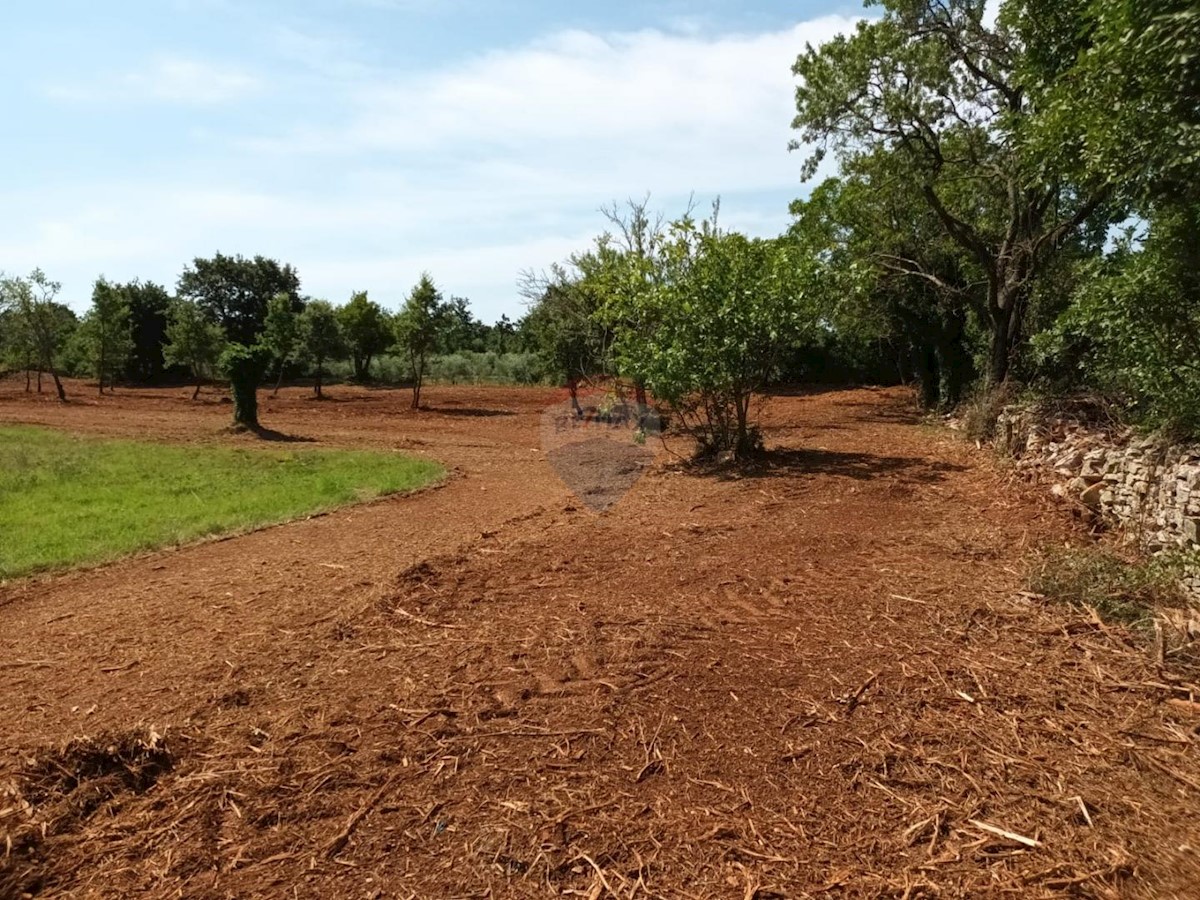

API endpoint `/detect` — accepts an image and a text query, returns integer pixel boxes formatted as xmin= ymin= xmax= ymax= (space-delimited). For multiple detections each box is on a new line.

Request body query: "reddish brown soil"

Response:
xmin=1 ymin=379 xmax=1198 ymax=899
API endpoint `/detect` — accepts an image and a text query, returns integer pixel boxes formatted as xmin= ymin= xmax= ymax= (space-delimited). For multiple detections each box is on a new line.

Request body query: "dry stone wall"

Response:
xmin=995 ymin=405 xmax=1200 ymax=597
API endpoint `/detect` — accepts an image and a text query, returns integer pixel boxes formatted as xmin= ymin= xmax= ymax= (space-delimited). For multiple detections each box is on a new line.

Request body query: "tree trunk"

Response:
xmin=225 ymin=345 xmax=268 ymax=429
xmin=568 ymin=379 xmax=582 ymax=418
xmin=37 ymin=369 xmax=43 ymax=393
xmin=231 ymin=380 xmax=259 ymax=428
xmin=50 ymin=368 xmax=66 ymax=402
xmin=985 ymin=275 xmax=1011 ymax=386
xmin=734 ymin=391 xmax=753 ymax=458
xmin=988 ymin=307 xmax=1013 ymax=385
xmin=987 ymin=280 xmax=1029 ymax=386
xmin=410 ymin=352 xmax=423 ymax=409
xmin=314 ymin=364 xmax=323 ymax=399
xmin=272 ymin=361 xmax=285 ymax=397
xmin=25 ymin=368 xmax=31 ymax=392
xmin=192 ymin=381 xmax=202 ymax=400
xmin=913 ymin=342 xmax=940 ymax=410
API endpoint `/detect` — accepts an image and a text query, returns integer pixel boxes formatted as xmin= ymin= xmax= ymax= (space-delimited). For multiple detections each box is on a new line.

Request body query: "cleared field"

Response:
xmin=0 ymin=424 xmax=443 ymax=578
xmin=0 ymin=380 xmax=1197 ymax=899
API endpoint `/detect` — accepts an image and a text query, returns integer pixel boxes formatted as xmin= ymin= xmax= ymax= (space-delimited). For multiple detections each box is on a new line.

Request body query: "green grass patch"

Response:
xmin=1030 ymin=545 xmax=1188 ymax=627
xmin=0 ymin=425 xmax=444 ymax=578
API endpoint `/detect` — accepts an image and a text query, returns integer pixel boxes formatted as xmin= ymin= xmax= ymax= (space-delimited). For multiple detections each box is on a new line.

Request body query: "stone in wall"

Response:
xmin=994 ymin=403 xmax=1200 ymax=602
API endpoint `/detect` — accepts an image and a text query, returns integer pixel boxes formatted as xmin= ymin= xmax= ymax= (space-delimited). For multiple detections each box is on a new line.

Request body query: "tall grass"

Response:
xmin=0 ymin=426 xmax=444 ymax=578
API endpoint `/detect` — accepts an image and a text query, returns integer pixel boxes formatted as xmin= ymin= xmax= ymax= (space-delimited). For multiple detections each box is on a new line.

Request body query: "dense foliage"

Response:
xmin=4 ymin=0 xmax=1195 ymax=445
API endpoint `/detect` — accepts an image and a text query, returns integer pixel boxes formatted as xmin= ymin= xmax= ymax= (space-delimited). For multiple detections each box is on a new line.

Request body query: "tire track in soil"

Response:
xmin=1 ymin=381 xmax=1198 ymax=899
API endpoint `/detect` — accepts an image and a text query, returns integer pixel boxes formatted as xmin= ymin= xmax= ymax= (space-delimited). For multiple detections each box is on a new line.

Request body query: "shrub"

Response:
xmin=960 ymin=381 xmax=1018 ymax=443
xmin=1031 ymin=546 xmax=1188 ymax=627
xmin=1035 ymin=205 xmax=1200 ymax=439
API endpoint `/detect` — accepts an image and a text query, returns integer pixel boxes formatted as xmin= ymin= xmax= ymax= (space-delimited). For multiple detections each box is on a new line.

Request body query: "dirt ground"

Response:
xmin=1 ymin=379 xmax=1198 ymax=899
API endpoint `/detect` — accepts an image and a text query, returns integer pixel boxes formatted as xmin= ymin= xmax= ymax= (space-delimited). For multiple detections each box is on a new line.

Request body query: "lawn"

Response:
xmin=0 ymin=426 xmax=444 ymax=578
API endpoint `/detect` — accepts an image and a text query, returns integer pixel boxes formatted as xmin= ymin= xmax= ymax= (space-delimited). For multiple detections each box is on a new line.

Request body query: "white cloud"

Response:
xmin=46 ymin=55 xmax=261 ymax=105
xmin=10 ymin=14 xmax=861 ymax=320
xmin=256 ymin=15 xmax=856 ymax=166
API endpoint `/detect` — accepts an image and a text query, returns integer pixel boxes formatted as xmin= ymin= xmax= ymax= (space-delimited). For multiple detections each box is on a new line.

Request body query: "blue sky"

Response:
xmin=1 ymin=0 xmax=862 ymax=322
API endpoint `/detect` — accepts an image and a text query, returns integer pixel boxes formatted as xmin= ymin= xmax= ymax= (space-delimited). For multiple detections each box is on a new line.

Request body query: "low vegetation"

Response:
xmin=0 ymin=426 xmax=443 ymax=578
xmin=1031 ymin=545 xmax=1189 ymax=628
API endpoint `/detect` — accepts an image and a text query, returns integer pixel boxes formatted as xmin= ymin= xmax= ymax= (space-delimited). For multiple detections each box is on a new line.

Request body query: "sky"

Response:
xmin=1 ymin=0 xmax=864 ymax=323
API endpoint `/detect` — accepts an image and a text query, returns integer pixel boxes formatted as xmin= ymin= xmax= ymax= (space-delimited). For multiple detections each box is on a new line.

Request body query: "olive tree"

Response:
xmin=262 ymin=292 xmax=300 ymax=396
xmin=0 ymin=270 xmax=74 ymax=401
xmin=80 ymin=278 xmax=134 ymax=394
xmin=220 ymin=343 xmax=271 ymax=429
xmin=518 ymin=262 xmax=614 ymax=416
xmin=296 ymin=299 xmax=346 ymax=398
xmin=163 ymin=299 xmax=225 ymax=399
xmin=394 ymin=274 xmax=449 ymax=409
xmin=602 ymin=214 xmax=815 ymax=458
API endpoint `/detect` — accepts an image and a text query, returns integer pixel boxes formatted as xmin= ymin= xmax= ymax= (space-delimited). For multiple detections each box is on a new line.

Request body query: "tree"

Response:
xmin=601 ymin=213 xmax=816 ymax=458
xmin=519 ymin=263 xmax=614 ymax=416
xmin=488 ymin=314 xmax=518 ymax=354
xmin=79 ymin=278 xmax=134 ymax=394
xmin=594 ymin=196 xmax=679 ymax=408
xmin=1037 ymin=205 xmax=1200 ymax=436
xmin=791 ymin=0 xmax=1113 ymax=384
xmin=296 ymin=300 xmax=347 ymax=398
xmin=438 ymin=296 xmax=488 ymax=354
xmin=0 ymin=270 xmax=75 ymax=401
xmin=262 ymin=292 xmax=300 ymax=396
xmin=394 ymin=274 xmax=449 ymax=409
xmin=1023 ymin=0 xmax=1200 ymax=208
xmin=177 ymin=253 xmax=301 ymax=346
xmin=121 ymin=281 xmax=173 ymax=383
xmin=337 ymin=291 xmax=392 ymax=382
xmin=790 ymin=168 xmax=979 ymax=409
xmin=0 ymin=285 xmax=35 ymax=386
xmin=220 ymin=343 xmax=270 ymax=429
xmin=163 ymin=299 xmax=225 ymax=399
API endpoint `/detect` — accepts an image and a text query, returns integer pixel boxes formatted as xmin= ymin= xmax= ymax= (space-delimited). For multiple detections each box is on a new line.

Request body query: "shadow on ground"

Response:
xmin=735 ymin=447 xmax=966 ymax=482
xmin=428 ymin=407 xmax=517 ymax=418
xmin=240 ymin=427 xmax=318 ymax=444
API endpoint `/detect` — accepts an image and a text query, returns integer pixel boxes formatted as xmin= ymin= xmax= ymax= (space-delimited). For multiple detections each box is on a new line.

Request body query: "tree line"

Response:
xmin=0 ymin=254 xmax=536 ymax=425
xmin=518 ymin=0 xmax=1199 ymax=456
xmin=4 ymin=0 xmax=1195 ymax=450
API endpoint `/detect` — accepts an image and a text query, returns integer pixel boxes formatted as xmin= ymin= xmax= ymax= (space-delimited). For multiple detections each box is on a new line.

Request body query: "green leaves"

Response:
xmin=600 ymin=216 xmax=817 ymax=454
xmin=394 ymin=274 xmax=452 ymax=406
xmin=1018 ymin=0 xmax=1200 ymax=204
xmin=177 ymin=253 xmax=301 ymax=347
xmin=78 ymin=278 xmax=135 ymax=391
xmin=296 ymin=300 xmax=347 ymax=371
xmin=163 ymin=299 xmax=225 ymax=382
xmin=1038 ymin=203 xmax=1200 ymax=434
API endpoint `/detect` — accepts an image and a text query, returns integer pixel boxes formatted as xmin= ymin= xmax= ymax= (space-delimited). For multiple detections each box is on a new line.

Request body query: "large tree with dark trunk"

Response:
xmin=177 ymin=253 xmax=301 ymax=347
xmin=791 ymin=0 xmax=1112 ymax=384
